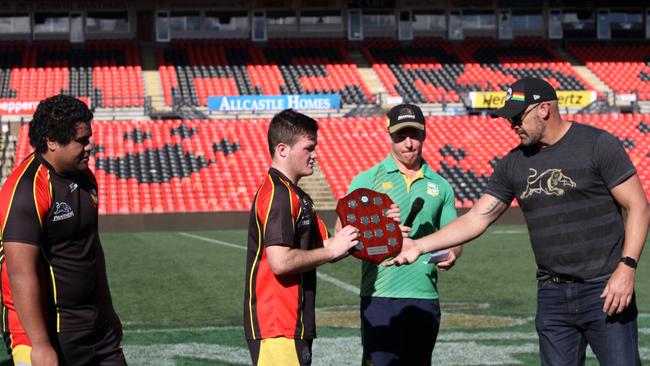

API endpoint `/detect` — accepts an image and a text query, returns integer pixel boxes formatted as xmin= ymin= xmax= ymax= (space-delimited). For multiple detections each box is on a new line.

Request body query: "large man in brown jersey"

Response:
xmin=0 ymin=95 xmax=125 ymax=366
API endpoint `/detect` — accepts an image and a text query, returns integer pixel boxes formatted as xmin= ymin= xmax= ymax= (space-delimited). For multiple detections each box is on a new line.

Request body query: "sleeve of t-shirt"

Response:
xmin=438 ymin=181 xmax=458 ymax=229
xmin=2 ymin=180 xmax=46 ymax=246
xmin=258 ymin=185 xmax=295 ymax=247
xmin=484 ymin=153 xmax=515 ymax=205
xmin=594 ymin=131 xmax=637 ymax=189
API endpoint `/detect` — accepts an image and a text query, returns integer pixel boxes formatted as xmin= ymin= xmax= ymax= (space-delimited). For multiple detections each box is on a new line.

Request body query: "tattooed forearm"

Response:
xmin=480 ymin=199 xmax=502 ymax=216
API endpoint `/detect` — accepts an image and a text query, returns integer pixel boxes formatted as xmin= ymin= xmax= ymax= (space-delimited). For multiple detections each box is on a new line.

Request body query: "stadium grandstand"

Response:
xmin=0 ymin=0 xmax=649 ymax=365
xmin=2 ymin=0 xmax=648 ymax=221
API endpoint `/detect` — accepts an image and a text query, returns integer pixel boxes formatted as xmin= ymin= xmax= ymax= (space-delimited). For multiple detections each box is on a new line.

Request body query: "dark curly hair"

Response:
xmin=29 ymin=95 xmax=93 ymax=153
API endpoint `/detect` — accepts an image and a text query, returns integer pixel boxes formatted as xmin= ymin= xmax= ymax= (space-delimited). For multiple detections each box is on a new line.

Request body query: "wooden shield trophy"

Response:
xmin=336 ymin=188 xmax=402 ymax=264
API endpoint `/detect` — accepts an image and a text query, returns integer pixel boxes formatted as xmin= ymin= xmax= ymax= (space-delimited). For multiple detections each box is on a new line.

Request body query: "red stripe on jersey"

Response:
xmin=33 ymin=165 xmax=52 ymax=227
xmin=247 ymin=174 xmax=274 ymax=339
xmin=0 ymin=154 xmax=36 ymax=235
xmin=8 ymin=330 xmax=31 ymax=349
xmin=316 ymin=215 xmax=329 ymax=242
xmin=255 ymin=175 xmax=274 ymax=226
xmin=0 ymin=265 xmax=46 ymax=334
xmin=254 ymin=246 xmax=300 ymax=338
xmin=250 ymin=173 xmax=305 ymax=339
xmin=278 ymin=177 xmax=301 ymax=226
xmin=0 ymin=154 xmax=50 ymax=333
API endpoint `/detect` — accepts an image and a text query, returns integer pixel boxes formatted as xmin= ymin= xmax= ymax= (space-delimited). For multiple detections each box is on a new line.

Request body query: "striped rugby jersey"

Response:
xmin=0 ymin=153 xmax=106 ymax=334
xmin=244 ymin=168 xmax=328 ymax=340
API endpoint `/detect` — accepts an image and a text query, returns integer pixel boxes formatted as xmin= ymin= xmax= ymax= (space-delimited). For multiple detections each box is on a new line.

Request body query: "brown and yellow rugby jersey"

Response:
xmin=244 ymin=168 xmax=329 ymax=340
xmin=0 ymin=153 xmax=106 ymax=334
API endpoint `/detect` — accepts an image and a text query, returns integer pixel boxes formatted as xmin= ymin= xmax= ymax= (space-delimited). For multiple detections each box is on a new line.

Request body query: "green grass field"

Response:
xmin=3 ymin=225 xmax=650 ymax=365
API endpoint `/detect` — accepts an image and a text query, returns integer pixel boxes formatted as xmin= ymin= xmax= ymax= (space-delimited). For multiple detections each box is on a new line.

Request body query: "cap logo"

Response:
xmin=510 ymin=92 xmax=525 ymax=102
xmin=505 ymin=88 xmax=512 ymax=101
xmin=397 ymin=114 xmax=416 ymax=121
xmin=397 ymin=107 xmax=416 ymax=121
xmin=533 ymin=94 xmax=540 ymax=100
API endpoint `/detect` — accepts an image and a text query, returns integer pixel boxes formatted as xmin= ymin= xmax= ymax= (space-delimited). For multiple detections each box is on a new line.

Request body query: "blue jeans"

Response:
xmin=535 ymin=279 xmax=640 ymax=366
xmin=361 ymin=296 xmax=441 ymax=366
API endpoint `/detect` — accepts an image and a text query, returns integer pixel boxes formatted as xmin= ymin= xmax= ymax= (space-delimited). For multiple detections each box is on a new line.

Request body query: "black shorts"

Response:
xmin=54 ymin=321 xmax=126 ymax=366
xmin=361 ymin=296 xmax=441 ymax=366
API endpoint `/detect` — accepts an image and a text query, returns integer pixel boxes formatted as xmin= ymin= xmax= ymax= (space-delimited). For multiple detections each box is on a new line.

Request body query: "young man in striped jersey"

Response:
xmin=0 ymin=95 xmax=125 ymax=366
xmin=243 ymin=109 xmax=361 ymax=366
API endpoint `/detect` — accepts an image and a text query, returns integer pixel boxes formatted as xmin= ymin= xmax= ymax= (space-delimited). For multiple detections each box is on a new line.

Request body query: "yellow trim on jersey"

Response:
xmin=401 ymin=169 xmax=424 ymax=193
xmin=258 ymin=337 xmax=301 ymax=366
xmin=279 ymin=179 xmax=301 ymax=225
xmin=10 ymin=334 xmax=32 ymax=366
xmin=47 ymin=264 xmax=60 ymax=332
xmin=48 ymin=171 xmax=52 ymax=199
xmin=248 ymin=175 xmax=274 ymax=340
xmin=33 ymin=165 xmax=44 ymax=228
xmin=262 ymin=177 xmax=275 ymax=237
xmin=249 ymin=199 xmax=262 ymax=340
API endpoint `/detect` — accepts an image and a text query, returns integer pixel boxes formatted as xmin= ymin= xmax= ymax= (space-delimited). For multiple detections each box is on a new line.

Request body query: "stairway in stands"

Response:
xmin=0 ymin=125 xmax=17 ymax=186
xmin=298 ymin=161 xmax=337 ymax=210
xmin=349 ymin=49 xmax=387 ymax=99
xmin=141 ymin=43 xmax=166 ymax=112
xmin=555 ymin=45 xmax=613 ymax=103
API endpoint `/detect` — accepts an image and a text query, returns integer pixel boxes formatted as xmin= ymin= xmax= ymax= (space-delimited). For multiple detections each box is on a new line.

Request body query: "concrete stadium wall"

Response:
xmin=98 ymin=208 xmax=526 ymax=232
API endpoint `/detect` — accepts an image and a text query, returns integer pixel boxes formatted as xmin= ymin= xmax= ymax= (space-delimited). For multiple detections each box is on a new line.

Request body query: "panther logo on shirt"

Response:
xmin=520 ymin=168 xmax=577 ymax=200
xmin=53 ymin=202 xmax=74 ymax=222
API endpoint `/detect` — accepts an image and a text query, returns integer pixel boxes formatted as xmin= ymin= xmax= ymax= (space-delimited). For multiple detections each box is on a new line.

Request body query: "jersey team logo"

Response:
xmin=520 ymin=168 xmax=576 ymax=200
xmin=427 ymin=182 xmax=439 ymax=197
xmin=53 ymin=202 xmax=74 ymax=222
xmin=299 ymin=196 xmax=313 ymax=227
xmin=381 ymin=181 xmax=393 ymax=190
xmin=505 ymin=87 xmax=513 ymax=101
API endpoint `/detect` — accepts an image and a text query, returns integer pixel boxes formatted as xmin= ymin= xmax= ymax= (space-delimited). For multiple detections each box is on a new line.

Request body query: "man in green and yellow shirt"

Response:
xmin=348 ymin=103 xmax=461 ymax=365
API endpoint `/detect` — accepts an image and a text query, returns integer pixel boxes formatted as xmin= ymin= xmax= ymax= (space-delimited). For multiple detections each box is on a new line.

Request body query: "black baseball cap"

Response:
xmin=490 ymin=77 xmax=558 ymax=120
xmin=387 ymin=103 xmax=425 ymax=134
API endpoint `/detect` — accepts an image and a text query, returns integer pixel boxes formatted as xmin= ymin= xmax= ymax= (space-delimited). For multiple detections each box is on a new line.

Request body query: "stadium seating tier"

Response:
xmin=363 ymin=38 xmax=593 ymax=104
xmin=13 ymin=114 xmax=650 ymax=214
xmin=567 ymin=44 xmax=650 ymax=100
xmin=0 ymin=41 xmax=144 ymax=108
xmin=158 ymin=40 xmax=374 ymax=107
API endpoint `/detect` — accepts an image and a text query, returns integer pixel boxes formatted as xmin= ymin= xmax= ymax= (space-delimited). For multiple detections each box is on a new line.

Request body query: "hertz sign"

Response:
xmin=469 ymin=91 xmax=597 ymax=109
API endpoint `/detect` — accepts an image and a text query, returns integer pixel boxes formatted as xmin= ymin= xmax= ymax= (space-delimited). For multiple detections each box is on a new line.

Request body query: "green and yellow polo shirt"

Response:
xmin=348 ymin=154 xmax=457 ymax=299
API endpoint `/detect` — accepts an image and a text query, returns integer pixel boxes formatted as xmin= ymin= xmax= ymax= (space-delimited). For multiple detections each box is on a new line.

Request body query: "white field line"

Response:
xmin=125 ymin=326 xmax=239 ymax=334
xmin=178 ymin=231 xmax=360 ymax=294
xmin=122 ymin=336 xmax=650 ymax=365
xmin=125 ymin=324 xmax=650 ymax=337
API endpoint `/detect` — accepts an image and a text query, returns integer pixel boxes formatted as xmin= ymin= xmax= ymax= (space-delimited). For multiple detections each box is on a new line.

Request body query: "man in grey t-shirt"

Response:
xmin=387 ymin=77 xmax=650 ymax=365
